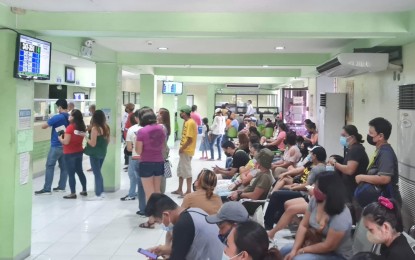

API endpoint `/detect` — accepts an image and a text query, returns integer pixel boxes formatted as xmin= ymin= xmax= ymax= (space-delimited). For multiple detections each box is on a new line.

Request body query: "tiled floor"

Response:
xmin=27 ymin=140 xmax=292 ymax=260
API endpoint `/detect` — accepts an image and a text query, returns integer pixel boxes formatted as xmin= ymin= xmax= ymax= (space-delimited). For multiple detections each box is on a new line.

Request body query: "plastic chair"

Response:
xmin=257 ymin=125 xmax=265 ymax=135
xmin=227 ymin=127 xmax=238 ymax=139
xmin=264 ymin=127 xmax=274 ymax=139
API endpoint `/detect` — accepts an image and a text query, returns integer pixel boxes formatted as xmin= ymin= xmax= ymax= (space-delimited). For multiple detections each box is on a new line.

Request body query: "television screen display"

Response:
xmin=73 ymin=92 xmax=85 ymax=101
xmin=14 ymin=34 xmax=51 ymax=80
xmin=162 ymin=81 xmax=183 ymax=95
xmin=65 ymin=67 xmax=75 ymax=83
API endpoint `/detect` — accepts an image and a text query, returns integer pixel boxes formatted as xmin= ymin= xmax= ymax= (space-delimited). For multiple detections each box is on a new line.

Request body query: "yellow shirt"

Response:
xmin=181 ymin=118 xmax=198 ymax=156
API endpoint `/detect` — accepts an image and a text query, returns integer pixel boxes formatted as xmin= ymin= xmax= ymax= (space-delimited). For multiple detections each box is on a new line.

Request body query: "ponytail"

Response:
xmin=263 ymin=248 xmax=283 ymax=260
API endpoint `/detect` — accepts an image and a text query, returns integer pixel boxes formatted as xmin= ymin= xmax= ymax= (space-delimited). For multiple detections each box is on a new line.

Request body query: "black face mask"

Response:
xmin=366 ymin=134 xmax=377 ymax=146
xmin=218 ymin=229 xmax=231 ymax=245
xmin=224 ymin=152 xmax=231 ymax=157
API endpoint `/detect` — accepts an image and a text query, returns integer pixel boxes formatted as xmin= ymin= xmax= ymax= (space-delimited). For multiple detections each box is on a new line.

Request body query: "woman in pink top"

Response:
xmin=264 ymin=122 xmax=288 ymax=151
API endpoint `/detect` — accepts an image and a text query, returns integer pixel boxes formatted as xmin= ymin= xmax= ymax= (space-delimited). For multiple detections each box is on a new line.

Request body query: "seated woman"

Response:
xmin=264 ymin=146 xmax=327 ymax=230
xmin=182 ymin=169 xmax=222 ymax=215
xmin=261 ymin=122 xmax=288 ymax=151
xmin=272 ymin=132 xmax=302 ymax=177
xmin=362 ymin=197 xmax=415 ymax=259
xmin=227 ymin=148 xmax=275 ymax=201
xmin=224 ymin=220 xmax=282 ymax=260
xmin=237 ymin=131 xmax=250 ymax=154
xmin=303 ymin=122 xmax=318 ymax=146
xmin=248 ymin=126 xmax=261 ymax=141
xmin=280 ymin=172 xmax=353 ymax=260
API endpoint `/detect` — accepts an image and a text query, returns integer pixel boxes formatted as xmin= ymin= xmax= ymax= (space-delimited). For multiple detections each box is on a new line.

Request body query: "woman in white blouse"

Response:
xmin=209 ymin=108 xmax=226 ymax=161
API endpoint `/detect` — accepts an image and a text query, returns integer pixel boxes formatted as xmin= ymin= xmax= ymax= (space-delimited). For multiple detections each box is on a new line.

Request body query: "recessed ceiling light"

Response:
xmin=275 ymin=46 xmax=285 ymax=50
xmin=158 ymin=47 xmax=168 ymax=51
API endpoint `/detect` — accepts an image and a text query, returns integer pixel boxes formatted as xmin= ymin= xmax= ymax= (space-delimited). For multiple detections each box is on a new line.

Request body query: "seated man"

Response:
xmin=228 ymin=148 xmax=275 ymax=201
xmin=145 ymin=193 xmax=223 ymax=260
xmin=213 ymin=141 xmax=250 ymax=180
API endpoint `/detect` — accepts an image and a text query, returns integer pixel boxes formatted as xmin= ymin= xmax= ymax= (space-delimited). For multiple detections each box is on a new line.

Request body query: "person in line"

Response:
xmin=303 ymin=122 xmax=318 ymax=145
xmin=182 ymin=169 xmax=222 ymax=215
xmin=272 ymin=132 xmax=302 ymax=178
xmin=145 ymin=193 xmax=224 ymax=260
xmin=213 ymin=141 xmax=250 ymax=180
xmin=209 ymin=108 xmax=226 ymax=161
xmin=228 ymin=148 xmax=275 ymax=201
xmin=262 ymin=122 xmax=288 ymax=151
xmin=190 ymin=104 xmax=202 ymax=126
xmin=122 ymin=103 xmax=135 ymax=169
xmin=245 ymin=99 xmax=255 ymax=116
xmin=157 ymin=107 xmax=172 ymax=194
xmin=86 ymin=104 xmax=97 ymax=172
xmin=264 ymin=146 xmax=327 ymax=230
xmin=224 ymin=221 xmax=282 ymax=260
xmin=84 ymin=110 xmax=110 ymax=200
xmin=361 ymin=196 xmax=415 ymax=259
xmin=59 ymin=109 xmax=87 ymax=199
xmin=281 ymin=172 xmax=353 ymax=260
xmin=67 ymin=102 xmax=75 ymax=114
xmin=199 ymin=117 xmax=210 ymax=160
xmin=35 ymin=99 xmax=70 ymax=195
xmin=136 ymin=109 xmax=165 ymax=210
xmin=120 ymin=113 xmax=140 ymax=201
xmin=355 ymin=117 xmax=402 ymax=207
xmin=171 ymin=106 xmax=197 ymax=198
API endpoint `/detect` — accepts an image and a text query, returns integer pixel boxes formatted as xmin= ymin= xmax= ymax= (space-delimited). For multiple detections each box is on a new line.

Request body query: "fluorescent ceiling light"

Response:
xmin=262 ymin=65 xmax=269 ymax=68
xmin=70 ymin=56 xmax=78 ymax=60
xmin=275 ymin=46 xmax=285 ymax=50
xmin=158 ymin=47 xmax=168 ymax=51
xmin=122 ymin=70 xmax=137 ymax=76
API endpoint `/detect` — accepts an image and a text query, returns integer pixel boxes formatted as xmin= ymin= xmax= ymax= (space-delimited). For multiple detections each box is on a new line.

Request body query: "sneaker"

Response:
xmin=79 ymin=191 xmax=88 ymax=196
xmin=120 ymin=195 xmax=136 ymax=201
xmin=136 ymin=211 xmax=146 ymax=217
xmin=53 ymin=187 xmax=65 ymax=192
xmin=34 ymin=189 xmax=52 ymax=195
xmin=88 ymin=195 xmax=104 ymax=201
xmin=63 ymin=194 xmax=77 ymax=199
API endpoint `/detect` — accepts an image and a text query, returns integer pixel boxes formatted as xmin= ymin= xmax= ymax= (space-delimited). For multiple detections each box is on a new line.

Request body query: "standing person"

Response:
xmin=190 ymin=105 xmax=202 ymax=126
xmin=67 ymin=102 xmax=75 ymax=114
xmin=209 ymin=108 xmax=226 ymax=161
xmin=84 ymin=110 xmax=110 ymax=200
xmin=246 ymin=100 xmax=255 ymax=116
xmin=171 ymin=105 xmax=197 ymax=197
xmin=199 ymin=117 xmax=210 ymax=159
xmin=361 ymin=197 xmax=415 ymax=259
xmin=157 ymin=108 xmax=171 ymax=194
xmin=35 ymin=99 xmax=69 ymax=195
xmin=59 ymin=109 xmax=87 ymax=199
xmin=86 ymin=104 xmax=96 ymax=172
xmin=135 ymin=109 xmax=166 ymax=206
xmin=123 ymin=103 xmax=135 ymax=169
xmin=120 ymin=111 xmax=142 ymax=202
xmin=355 ymin=117 xmax=402 ymax=207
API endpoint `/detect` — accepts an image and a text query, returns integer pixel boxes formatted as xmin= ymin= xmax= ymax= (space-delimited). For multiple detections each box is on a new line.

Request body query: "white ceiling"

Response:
xmin=2 ymin=0 xmax=415 ymax=13
xmin=96 ymin=38 xmax=354 ymax=54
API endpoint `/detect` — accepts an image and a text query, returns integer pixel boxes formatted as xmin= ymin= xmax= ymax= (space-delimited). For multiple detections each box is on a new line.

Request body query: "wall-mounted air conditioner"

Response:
xmin=316 ymin=53 xmax=395 ymax=78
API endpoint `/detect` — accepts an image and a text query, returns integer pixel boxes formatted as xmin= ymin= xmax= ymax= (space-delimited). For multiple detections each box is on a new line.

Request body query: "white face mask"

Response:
xmin=366 ymin=231 xmax=385 ymax=244
xmin=222 ymin=251 xmax=243 ymax=260
xmin=250 ymin=169 xmax=259 ymax=177
xmin=161 ymin=223 xmax=174 ymax=232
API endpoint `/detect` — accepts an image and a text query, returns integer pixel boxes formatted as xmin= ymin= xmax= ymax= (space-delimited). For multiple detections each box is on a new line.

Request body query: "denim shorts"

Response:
xmin=139 ymin=161 xmax=164 ymax=178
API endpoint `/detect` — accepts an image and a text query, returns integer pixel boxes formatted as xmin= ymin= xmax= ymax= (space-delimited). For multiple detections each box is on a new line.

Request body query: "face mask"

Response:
xmin=313 ymin=186 xmax=326 ymax=203
xmin=218 ymin=229 xmax=231 ymax=245
xmin=367 ymin=134 xmax=377 ymax=146
xmin=339 ymin=136 xmax=349 ymax=148
xmin=161 ymin=223 xmax=174 ymax=232
xmin=366 ymin=231 xmax=385 ymax=244
xmin=326 ymin=165 xmax=335 ymax=171
xmin=223 ymin=252 xmax=243 ymax=260
xmin=306 ymin=154 xmax=311 ymax=162
xmin=250 ymin=169 xmax=258 ymax=177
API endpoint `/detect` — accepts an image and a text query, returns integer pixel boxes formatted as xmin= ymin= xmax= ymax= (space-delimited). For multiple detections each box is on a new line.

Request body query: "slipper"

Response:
xmin=171 ymin=191 xmax=182 ymax=195
xmin=139 ymin=221 xmax=155 ymax=229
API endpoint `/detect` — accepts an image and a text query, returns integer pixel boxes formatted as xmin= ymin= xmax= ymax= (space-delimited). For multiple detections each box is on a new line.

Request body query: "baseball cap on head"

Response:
xmin=215 ymin=108 xmax=222 ymax=113
xmin=205 ymin=202 xmax=249 ymax=224
xmin=179 ymin=105 xmax=192 ymax=114
xmin=254 ymin=148 xmax=274 ymax=169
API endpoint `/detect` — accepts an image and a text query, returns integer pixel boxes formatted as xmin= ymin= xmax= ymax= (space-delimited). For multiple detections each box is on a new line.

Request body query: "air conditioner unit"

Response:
xmin=226 ymin=84 xmax=259 ymax=89
xmin=316 ymin=53 xmax=391 ymax=78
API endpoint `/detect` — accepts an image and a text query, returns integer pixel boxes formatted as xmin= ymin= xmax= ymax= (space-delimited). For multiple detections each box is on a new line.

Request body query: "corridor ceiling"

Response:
xmin=1 ymin=0 xmax=415 ymax=84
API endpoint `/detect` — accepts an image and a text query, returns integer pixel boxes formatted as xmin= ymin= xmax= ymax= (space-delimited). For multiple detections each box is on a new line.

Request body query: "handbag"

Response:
xmin=164 ymin=160 xmax=172 ymax=178
xmin=302 ymin=228 xmax=324 ymax=247
xmin=354 ymin=182 xmax=382 ymax=208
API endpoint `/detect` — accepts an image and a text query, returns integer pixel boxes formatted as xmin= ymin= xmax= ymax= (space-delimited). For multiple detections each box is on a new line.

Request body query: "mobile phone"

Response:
xmin=137 ymin=248 xmax=158 ymax=259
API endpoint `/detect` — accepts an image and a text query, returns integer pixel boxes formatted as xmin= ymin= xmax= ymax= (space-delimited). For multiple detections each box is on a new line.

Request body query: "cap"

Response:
xmin=125 ymin=103 xmax=135 ymax=111
xmin=254 ymin=148 xmax=274 ymax=169
xmin=205 ymin=202 xmax=249 ymax=224
xmin=179 ymin=105 xmax=192 ymax=114
xmin=215 ymin=108 xmax=222 ymax=113
xmin=250 ymin=117 xmax=257 ymax=122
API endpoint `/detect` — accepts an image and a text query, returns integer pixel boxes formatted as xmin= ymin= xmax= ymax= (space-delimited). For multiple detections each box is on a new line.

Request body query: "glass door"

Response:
xmin=282 ymin=88 xmax=308 ymax=135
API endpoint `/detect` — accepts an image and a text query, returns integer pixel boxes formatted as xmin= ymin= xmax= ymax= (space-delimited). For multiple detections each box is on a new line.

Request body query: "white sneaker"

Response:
xmin=87 ymin=195 xmax=104 ymax=201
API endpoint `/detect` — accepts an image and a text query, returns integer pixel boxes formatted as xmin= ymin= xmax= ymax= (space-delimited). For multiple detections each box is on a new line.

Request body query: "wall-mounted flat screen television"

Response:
xmin=14 ymin=34 xmax=51 ymax=80
xmin=162 ymin=81 xmax=183 ymax=95
xmin=65 ymin=66 xmax=75 ymax=83
xmin=73 ymin=92 xmax=85 ymax=101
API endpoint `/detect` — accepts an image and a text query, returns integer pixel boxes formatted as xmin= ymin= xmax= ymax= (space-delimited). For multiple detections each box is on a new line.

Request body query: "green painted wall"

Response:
xmin=140 ymin=74 xmax=156 ymax=108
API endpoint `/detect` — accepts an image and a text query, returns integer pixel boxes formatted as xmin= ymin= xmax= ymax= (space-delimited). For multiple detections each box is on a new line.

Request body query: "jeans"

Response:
xmin=64 ymin=152 xmax=87 ymax=194
xmin=209 ymin=134 xmax=222 ymax=160
xmin=134 ymin=160 xmax=146 ymax=213
xmin=280 ymin=244 xmax=346 ymax=260
xmin=264 ymin=190 xmax=304 ymax=230
xmin=90 ymin=156 xmax=105 ymax=196
xmin=43 ymin=146 xmax=67 ymax=191
xmin=127 ymin=156 xmax=138 ymax=197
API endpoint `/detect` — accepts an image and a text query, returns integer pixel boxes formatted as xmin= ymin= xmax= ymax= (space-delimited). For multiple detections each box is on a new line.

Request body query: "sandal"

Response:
xmin=139 ymin=221 xmax=155 ymax=229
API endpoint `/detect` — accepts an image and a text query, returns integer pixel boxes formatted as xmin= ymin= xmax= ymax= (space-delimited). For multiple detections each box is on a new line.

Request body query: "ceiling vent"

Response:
xmin=226 ymin=84 xmax=259 ymax=89
xmin=316 ymin=53 xmax=401 ymax=78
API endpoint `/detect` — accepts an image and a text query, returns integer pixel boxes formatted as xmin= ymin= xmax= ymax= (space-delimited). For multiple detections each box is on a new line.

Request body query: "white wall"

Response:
xmin=122 ymin=78 xmax=140 ymax=92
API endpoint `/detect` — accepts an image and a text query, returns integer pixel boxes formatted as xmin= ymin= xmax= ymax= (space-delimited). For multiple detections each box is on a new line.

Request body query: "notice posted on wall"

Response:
xmin=18 ymin=109 xmax=31 ymax=130
xmin=20 ymin=152 xmax=30 ymax=185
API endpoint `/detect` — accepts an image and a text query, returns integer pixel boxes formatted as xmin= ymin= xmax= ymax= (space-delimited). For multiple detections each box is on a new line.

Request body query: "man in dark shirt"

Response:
xmin=145 ymin=193 xmax=223 ymax=260
xmin=213 ymin=141 xmax=250 ymax=180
